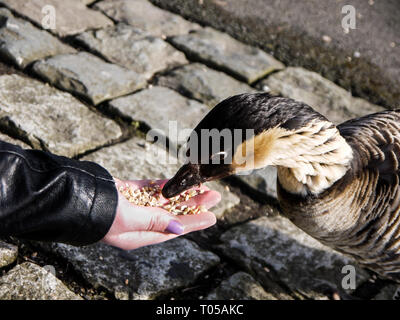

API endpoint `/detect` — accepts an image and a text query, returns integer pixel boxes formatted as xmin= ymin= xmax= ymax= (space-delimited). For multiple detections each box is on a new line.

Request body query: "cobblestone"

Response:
xmin=94 ymin=0 xmax=200 ymax=37
xmin=32 ymin=52 xmax=147 ymax=105
xmin=37 ymin=239 xmax=219 ymax=300
xmin=0 ymin=262 xmax=82 ymax=300
xmin=75 ymin=23 xmax=188 ymax=80
xmin=0 ymin=0 xmax=113 ymax=37
xmin=0 ymin=8 xmax=75 ymax=69
xmin=156 ymin=63 xmax=256 ymax=108
xmin=235 ymin=167 xmax=278 ymax=200
xmin=0 ymin=241 xmax=18 ymax=268
xmin=0 ymin=132 xmax=30 ymax=149
xmin=374 ymin=284 xmax=400 ymax=300
xmin=0 ymin=74 xmax=122 ymax=157
xmin=81 ymin=0 xmax=96 ymax=4
xmin=109 ymin=86 xmax=208 ymax=143
xmin=259 ymin=67 xmax=385 ymax=124
xmin=170 ymin=27 xmax=285 ymax=84
xmin=206 ymin=272 xmax=277 ymax=300
xmin=218 ymin=215 xmax=370 ymax=299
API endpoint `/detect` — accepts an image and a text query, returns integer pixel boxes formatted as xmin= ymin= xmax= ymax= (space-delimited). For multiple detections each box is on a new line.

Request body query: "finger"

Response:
xmin=174 ymin=211 xmax=217 ymax=232
xmin=119 ymin=200 xmax=184 ymax=234
xmin=107 ymin=211 xmax=217 ymax=250
xmin=110 ymin=231 xmax=179 ymax=250
xmin=178 ymin=190 xmax=221 ymax=209
xmin=124 ymin=211 xmax=216 ymax=239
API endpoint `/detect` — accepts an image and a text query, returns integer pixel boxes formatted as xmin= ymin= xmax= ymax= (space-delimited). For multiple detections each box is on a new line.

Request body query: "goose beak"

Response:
xmin=162 ymin=164 xmax=204 ymax=198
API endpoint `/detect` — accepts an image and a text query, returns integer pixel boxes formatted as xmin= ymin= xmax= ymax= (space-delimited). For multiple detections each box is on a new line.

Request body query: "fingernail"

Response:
xmin=165 ymin=220 xmax=184 ymax=235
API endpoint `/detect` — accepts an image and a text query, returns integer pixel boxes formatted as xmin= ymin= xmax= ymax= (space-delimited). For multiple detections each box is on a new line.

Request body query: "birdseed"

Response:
xmin=119 ymin=182 xmax=206 ymax=216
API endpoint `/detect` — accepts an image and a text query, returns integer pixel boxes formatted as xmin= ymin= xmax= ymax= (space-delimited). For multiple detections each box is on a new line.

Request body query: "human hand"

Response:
xmin=102 ymin=178 xmax=221 ymax=250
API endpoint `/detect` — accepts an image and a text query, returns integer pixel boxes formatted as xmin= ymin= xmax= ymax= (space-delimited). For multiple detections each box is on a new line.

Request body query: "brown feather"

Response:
xmin=278 ymin=110 xmax=400 ymax=282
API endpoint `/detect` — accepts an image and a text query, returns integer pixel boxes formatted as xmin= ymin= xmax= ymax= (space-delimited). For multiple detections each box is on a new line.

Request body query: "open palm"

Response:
xmin=102 ymin=178 xmax=221 ymax=250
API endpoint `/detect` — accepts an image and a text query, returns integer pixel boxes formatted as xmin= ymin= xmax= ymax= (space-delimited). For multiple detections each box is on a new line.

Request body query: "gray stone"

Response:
xmin=82 ymin=135 xmax=240 ymax=218
xmin=151 ymin=0 xmax=400 ymax=108
xmin=95 ymin=0 xmax=200 ymax=37
xmin=170 ymin=27 xmax=285 ymax=84
xmin=206 ymin=272 xmax=277 ymax=300
xmin=218 ymin=215 xmax=370 ymax=299
xmin=38 ymin=240 xmax=219 ymax=300
xmin=75 ymin=23 xmax=188 ymax=80
xmin=0 ymin=262 xmax=82 ymax=300
xmin=109 ymin=86 xmax=209 ymax=144
xmin=0 ymin=74 xmax=122 ymax=157
xmin=260 ymin=67 xmax=386 ymax=124
xmin=0 ymin=0 xmax=113 ymax=37
xmin=32 ymin=52 xmax=147 ymax=105
xmin=235 ymin=167 xmax=278 ymax=200
xmin=156 ymin=63 xmax=256 ymax=107
xmin=394 ymin=287 xmax=400 ymax=300
xmin=374 ymin=284 xmax=400 ymax=300
xmin=0 ymin=8 xmax=75 ymax=69
xmin=150 ymin=0 xmax=400 ymax=110
xmin=205 ymin=182 xmax=240 ymax=220
xmin=82 ymin=135 xmax=177 ymax=181
xmin=0 ymin=132 xmax=30 ymax=149
xmin=0 ymin=241 xmax=17 ymax=268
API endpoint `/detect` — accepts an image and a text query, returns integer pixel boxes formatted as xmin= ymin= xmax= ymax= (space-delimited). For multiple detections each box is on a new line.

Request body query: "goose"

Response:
xmin=162 ymin=93 xmax=400 ymax=286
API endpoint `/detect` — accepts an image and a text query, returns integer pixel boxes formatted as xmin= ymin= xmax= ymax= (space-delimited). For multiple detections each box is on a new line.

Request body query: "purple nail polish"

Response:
xmin=166 ymin=220 xmax=184 ymax=235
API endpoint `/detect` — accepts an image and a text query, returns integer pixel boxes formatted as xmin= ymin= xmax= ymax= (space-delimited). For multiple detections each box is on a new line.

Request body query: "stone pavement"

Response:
xmin=0 ymin=0 xmax=396 ymax=300
xmin=150 ymin=0 xmax=400 ymax=109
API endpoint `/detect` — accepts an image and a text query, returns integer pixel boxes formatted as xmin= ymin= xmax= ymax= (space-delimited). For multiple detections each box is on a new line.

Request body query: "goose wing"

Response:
xmin=338 ymin=110 xmax=400 ymax=280
xmin=338 ymin=110 xmax=400 ymax=185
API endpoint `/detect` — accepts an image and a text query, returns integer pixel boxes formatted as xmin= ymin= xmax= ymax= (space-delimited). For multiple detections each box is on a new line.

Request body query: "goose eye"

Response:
xmin=211 ymin=151 xmax=228 ymax=163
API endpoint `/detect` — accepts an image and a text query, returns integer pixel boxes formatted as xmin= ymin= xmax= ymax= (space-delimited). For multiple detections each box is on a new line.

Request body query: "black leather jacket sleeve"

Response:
xmin=0 ymin=140 xmax=118 ymax=246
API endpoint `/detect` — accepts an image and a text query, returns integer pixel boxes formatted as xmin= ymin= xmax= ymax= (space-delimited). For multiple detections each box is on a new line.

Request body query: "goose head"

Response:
xmin=162 ymin=93 xmax=353 ymax=198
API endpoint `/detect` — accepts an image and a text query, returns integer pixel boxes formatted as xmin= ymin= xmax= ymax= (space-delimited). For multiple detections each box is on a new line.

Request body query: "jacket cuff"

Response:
xmin=67 ymin=163 xmax=118 ymax=247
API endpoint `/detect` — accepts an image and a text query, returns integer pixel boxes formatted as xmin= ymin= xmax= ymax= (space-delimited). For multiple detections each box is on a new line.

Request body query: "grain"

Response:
xmin=119 ymin=183 xmax=206 ymax=215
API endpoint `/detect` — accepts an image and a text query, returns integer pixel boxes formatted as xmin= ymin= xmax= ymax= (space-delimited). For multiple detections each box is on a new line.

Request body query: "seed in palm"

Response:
xmin=119 ymin=182 xmax=206 ymax=215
